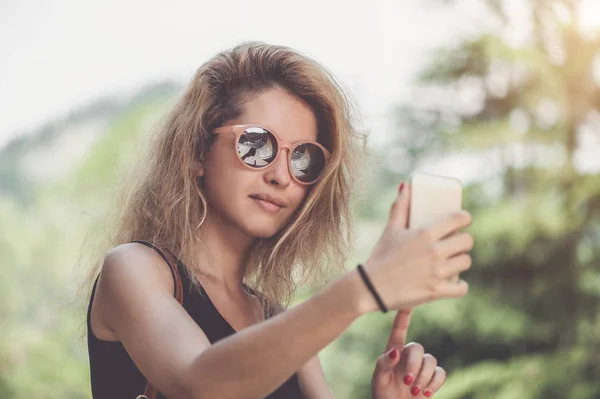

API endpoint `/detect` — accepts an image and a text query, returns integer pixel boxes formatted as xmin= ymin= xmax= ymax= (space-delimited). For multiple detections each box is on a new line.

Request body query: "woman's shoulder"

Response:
xmin=105 ymin=241 xmax=173 ymax=272
xmin=90 ymin=242 xmax=177 ymax=341
xmin=99 ymin=242 xmax=176 ymax=299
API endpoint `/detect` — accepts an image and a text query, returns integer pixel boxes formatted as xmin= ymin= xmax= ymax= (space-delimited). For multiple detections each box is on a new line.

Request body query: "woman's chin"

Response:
xmin=248 ymin=227 xmax=280 ymax=239
xmin=242 ymin=219 xmax=286 ymax=239
xmin=240 ymin=211 xmax=292 ymax=239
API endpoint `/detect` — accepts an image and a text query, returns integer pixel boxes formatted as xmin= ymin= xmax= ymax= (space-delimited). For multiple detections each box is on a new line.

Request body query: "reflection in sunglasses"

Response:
xmin=238 ymin=140 xmax=274 ymax=167
xmin=241 ymin=147 xmax=256 ymax=161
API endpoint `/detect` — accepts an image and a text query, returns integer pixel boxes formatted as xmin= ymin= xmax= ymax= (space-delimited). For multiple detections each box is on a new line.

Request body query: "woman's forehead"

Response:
xmin=239 ymin=88 xmax=318 ymax=143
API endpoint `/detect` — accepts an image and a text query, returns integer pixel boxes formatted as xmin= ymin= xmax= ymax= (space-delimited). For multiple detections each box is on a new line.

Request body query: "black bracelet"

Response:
xmin=356 ymin=264 xmax=388 ymax=313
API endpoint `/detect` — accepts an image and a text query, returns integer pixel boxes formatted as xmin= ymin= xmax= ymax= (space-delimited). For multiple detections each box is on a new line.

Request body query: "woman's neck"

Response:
xmin=186 ymin=212 xmax=256 ymax=295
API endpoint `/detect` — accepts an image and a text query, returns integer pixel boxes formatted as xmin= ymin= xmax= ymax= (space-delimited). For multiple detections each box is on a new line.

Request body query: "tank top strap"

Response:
xmin=132 ymin=241 xmax=274 ymax=320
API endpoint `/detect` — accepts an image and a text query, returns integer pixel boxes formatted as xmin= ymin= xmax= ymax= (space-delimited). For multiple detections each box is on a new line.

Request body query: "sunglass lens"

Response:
xmin=290 ymin=143 xmax=326 ymax=183
xmin=237 ymin=127 xmax=278 ymax=167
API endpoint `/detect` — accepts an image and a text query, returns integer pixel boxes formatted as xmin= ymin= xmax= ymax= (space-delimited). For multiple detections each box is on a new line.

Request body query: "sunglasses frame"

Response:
xmin=212 ymin=124 xmax=331 ymax=185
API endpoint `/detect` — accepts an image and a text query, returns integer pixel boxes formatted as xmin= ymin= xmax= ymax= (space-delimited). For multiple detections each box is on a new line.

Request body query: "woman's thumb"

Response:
xmin=388 ymin=181 xmax=411 ymax=230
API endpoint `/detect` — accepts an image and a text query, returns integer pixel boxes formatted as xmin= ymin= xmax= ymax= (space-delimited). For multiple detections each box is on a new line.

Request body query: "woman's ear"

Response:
xmin=195 ymin=161 xmax=205 ymax=178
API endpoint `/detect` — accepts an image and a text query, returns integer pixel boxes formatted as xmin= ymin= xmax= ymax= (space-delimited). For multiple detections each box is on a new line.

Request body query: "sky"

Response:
xmin=0 ymin=0 xmax=480 ymax=149
xmin=2 ymin=0 xmax=599 ymax=180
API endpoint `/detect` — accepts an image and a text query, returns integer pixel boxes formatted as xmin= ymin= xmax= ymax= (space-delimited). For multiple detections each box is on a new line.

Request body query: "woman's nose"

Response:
xmin=263 ymin=148 xmax=292 ymax=186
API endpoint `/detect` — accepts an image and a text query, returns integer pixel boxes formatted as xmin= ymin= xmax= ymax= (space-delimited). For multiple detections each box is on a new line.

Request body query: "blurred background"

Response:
xmin=1 ymin=0 xmax=600 ymax=398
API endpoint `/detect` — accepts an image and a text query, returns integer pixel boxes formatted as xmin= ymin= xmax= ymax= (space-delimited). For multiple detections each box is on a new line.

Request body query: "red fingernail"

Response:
xmin=424 ymin=389 xmax=433 ymax=397
xmin=399 ymin=182 xmax=405 ymax=193
xmin=411 ymin=385 xmax=421 ymax=396
xmin=403 ymin=373 xmax=414 ymax=385
xmin=387 ymin=348 xmax=398 ymax=360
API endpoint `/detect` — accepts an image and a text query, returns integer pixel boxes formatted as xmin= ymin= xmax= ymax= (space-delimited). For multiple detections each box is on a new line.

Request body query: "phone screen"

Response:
xmin=408 ymin=172 xmax=463 ymax=230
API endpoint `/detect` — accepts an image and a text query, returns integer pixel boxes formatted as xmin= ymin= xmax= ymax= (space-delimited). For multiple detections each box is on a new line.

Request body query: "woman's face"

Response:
xmin=199 ymin=87 xmax=318 ymax=238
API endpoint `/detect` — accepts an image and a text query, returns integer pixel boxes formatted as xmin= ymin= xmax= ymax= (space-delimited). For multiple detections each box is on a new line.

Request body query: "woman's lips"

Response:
xmin=252 ymin=197 xmax=282 ymax=213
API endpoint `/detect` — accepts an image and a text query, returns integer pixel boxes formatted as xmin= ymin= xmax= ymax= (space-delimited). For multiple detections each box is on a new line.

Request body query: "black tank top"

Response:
xmin=87 ymin=241 xmax=302 ymax=398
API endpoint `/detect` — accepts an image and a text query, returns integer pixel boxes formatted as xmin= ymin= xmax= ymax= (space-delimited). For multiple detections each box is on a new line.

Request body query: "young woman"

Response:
xmin=85 ymin=42 xmax=474 ymax=399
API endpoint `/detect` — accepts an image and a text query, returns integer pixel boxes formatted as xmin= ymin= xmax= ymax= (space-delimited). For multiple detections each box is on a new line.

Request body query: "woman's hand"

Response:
xmin=371 ymin=310 xmax=445 ymax=399
xmin=358 ymin=181 xmax=474 ymax=313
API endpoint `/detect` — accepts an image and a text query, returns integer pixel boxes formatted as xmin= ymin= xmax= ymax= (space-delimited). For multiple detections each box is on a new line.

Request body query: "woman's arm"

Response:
xmin=93 ymin=243 xmax=371 ymax=399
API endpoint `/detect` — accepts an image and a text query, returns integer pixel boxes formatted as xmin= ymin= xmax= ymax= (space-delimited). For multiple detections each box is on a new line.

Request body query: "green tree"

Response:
xmin=358 ymin=1 xmax=600 ymax=398
xmin=0 ymin=84 xmax=178 ymax=398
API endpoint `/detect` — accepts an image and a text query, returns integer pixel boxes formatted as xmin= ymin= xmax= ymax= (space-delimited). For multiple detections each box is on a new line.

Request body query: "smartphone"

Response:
xmin=408 ymin=172 xmax=463 ymax=230
xmin=409 ymin=172 xmax=464 ymax=282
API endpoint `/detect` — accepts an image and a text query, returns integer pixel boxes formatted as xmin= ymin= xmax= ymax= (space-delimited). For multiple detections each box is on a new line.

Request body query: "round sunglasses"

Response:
xmin=212 ymin=125 xmax=331 ymax=185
